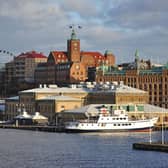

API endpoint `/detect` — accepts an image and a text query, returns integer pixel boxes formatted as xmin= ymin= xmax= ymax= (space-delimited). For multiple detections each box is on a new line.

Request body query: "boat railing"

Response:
xmin=78 ymin=119 xmax=97 ymax=123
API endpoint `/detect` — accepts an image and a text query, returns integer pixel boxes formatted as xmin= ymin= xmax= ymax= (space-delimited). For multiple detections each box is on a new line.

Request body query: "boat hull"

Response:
xmin=65 ymin=116 xmax=158 ymax=133
xmin=65 ymin=126 xmax=153 ymax=133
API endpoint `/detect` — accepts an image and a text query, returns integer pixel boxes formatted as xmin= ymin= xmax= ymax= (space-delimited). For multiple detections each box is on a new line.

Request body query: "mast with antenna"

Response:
xmin=69 ymin=24 xmax=82 ymax=39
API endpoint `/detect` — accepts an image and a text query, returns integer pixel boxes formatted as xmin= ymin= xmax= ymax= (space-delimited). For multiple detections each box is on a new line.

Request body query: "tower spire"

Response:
xmin=135 ymin=49 xmax=139 ymax=62
xmin=135 ymin=49 xmax=140 ymax=74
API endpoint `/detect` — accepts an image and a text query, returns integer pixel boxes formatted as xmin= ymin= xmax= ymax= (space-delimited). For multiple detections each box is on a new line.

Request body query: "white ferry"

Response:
xmin=65 ymin=107 xmax=158 ymax=132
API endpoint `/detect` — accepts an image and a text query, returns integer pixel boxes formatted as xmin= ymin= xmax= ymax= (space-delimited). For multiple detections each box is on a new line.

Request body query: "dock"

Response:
xmin=0 ymin=124 xmax=65 ymax=132
xmin=133 ymin=142 xmax=168 ymax=153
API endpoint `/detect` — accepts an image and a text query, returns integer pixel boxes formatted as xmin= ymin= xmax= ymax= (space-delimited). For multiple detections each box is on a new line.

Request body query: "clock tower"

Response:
xmin=67 ymin=28 xmax=80 ymax=62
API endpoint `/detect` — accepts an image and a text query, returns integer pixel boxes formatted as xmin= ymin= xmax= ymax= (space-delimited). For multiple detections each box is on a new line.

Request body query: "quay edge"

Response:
xmin=0 ymin=125 xmax=65 ymax=132
xmin=133 ymin=142 xmax=168 ymax=153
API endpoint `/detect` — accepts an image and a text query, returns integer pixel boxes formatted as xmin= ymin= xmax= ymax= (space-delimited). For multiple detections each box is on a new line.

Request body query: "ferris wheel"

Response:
xmin=0 ymin=49 xmax=15 ymax=64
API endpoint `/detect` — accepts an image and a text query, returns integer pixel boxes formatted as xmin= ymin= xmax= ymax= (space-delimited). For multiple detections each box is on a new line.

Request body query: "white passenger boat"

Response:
xmin=65 ymin=107 xmax=158 ymax=132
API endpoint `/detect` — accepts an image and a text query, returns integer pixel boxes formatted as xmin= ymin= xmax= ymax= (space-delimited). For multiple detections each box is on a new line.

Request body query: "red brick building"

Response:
xmin=36 ymin=29 xmax=115 ymax=84
xmin=95 ymin=50 xmax=168 ymax=108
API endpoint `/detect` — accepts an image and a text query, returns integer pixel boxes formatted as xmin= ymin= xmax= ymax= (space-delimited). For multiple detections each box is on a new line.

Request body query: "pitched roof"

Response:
xmin=16 ymin=51 xmax=47 ymax=59
xmin=20 ymin=83 xmax=147 ymax=94
xmin=38 ymin=95 xmax=80 ymax=101
xmin=50 ymin=51 xmax=106 ymax=62
xmin=63 ymin=104 xmax=168 ymax=116
xmin=81 ymin=51 xmax=105 ymax=59
xmin=51 ymin=51 xmax=68 ymax=62
xmin=32 ymin=112 xmax=48 ymax=120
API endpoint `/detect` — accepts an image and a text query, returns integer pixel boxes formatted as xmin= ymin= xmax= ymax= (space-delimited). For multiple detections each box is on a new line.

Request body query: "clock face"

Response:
xmin=76 ymin=65 xmax=79 ymax=69
xmin=73 ymin=42 xmax=78 ymax=46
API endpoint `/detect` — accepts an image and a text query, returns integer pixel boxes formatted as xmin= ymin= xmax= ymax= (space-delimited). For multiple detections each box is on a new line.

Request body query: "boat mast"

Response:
xmin=161 ymin=109 xmax=164 ymax=144
xmin=149 ymin=111 xmax=152 ymax=144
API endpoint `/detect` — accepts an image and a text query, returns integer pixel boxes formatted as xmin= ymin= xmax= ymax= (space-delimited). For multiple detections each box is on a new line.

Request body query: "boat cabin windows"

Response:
xmin=101 ymin=123 xmax=106 ymax=127
xmin=115 ymin=117 xmax=127 ymax=120
xmin=119 ymin=123 xmax=132 ymax=126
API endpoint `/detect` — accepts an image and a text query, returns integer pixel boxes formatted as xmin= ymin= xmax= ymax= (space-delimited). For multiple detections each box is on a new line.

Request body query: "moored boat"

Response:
xmin=65 ymin=106 xmax=158 ymax=133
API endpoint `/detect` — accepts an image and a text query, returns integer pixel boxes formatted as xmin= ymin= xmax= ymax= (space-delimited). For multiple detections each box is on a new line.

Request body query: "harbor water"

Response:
xmin=0 ymin=129 xmax=168 ymax=168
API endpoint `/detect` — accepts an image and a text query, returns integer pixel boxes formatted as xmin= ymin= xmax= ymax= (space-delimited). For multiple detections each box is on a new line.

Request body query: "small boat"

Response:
xmin=65 ymin=106 xmax=158 ymax=132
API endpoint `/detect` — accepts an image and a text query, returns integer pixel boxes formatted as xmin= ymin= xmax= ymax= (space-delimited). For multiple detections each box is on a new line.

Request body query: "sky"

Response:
xmin=0 ymin=0 xmax=168 ymax=64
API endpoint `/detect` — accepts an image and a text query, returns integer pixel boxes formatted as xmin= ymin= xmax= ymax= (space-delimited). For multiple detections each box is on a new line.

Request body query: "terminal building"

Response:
xmin=5 ymin=82 xmax=148 ymax=124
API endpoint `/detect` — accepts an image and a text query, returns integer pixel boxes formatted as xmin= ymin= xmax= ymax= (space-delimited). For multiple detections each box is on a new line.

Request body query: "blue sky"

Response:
xmin=0 ymin=0 xmax=168 ymax=64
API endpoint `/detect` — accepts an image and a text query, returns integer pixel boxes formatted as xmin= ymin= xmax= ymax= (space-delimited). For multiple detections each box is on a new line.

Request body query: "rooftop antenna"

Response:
xmin=69 ymin=24 xmax=82 ymax=39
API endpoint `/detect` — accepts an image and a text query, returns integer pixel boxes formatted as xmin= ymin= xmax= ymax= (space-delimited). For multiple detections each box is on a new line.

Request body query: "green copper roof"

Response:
xmin=105 ymin=50 xmax=112 ymax=55
xmin=164 ymin=63 xmax=168 ymax=69
xmin=135 ymin=49 xmax=139 ymax=60
xmin=98 ymin=64 xmax=109 ymax=72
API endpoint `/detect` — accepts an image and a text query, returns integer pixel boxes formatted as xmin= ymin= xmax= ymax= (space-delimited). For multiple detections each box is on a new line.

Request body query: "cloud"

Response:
xmin=104 ymin=0 xmax=168 ymax=30
xmin=0 ymin=0 xmax=167 ymax=64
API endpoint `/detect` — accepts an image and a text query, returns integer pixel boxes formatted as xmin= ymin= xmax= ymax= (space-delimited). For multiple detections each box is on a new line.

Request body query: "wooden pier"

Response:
xmin=133 ymin=142 xmax=168 ymax=153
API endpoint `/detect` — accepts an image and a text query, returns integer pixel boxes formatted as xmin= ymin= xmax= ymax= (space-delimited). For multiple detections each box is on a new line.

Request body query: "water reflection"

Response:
xmin=0 ymin=129 xmax=167 ymax=168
